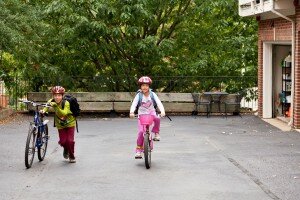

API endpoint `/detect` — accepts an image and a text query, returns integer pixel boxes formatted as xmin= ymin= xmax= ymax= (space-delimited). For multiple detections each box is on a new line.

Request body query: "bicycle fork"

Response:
xmin=35 ymin=125 xmax=49 ymax=148
xmin=145 ymin=126 xmax=153 ymax=150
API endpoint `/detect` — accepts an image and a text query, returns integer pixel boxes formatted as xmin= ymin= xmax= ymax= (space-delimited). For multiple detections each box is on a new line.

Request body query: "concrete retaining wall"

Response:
xmin=27 ymin=92 xmax=240 ymax=114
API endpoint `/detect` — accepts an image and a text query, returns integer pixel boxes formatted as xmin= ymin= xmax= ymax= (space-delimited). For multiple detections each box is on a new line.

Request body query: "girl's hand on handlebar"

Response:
xmin=160 ymin=112 xmax=165 ymax=118
xmin=129 ymin=113 xmax=135 ymax=118
xmin=39 ymin=110 xmax=48 ymax=117
xmin=49 ymin=102 xmax=57 ymax=107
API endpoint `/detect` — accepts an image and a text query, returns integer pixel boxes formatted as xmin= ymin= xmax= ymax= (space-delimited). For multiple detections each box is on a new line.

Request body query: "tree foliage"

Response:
xmin=0 ymin=0 xmax=257 ymax=94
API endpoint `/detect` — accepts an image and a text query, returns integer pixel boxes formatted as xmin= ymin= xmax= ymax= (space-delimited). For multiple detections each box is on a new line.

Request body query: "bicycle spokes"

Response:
xmin=37 ymin=125 xmax=49 ymax=162
xmin=25 ymin=129 xmax=36 ymax=169
xmin=28 ymin=147 xmax=35 ymax=155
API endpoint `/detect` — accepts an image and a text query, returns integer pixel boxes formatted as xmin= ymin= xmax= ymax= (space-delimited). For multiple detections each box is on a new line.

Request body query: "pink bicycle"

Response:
xmin=139 ymin=114 xmax=155 ymax=169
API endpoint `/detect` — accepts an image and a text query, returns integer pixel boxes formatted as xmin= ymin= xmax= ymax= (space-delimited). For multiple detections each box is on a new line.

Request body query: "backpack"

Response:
xmin=134 ymin=89 xmax=157 ymax=114
xmin=62 ymin=94 xmax=80 ymax=117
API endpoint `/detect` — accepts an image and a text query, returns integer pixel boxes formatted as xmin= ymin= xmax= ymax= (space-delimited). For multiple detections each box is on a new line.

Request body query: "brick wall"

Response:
xmin=259 ymin=18 xmax=293 ymax=41
xmin=257 ymin=13 xmax=295 ymax=122
xmin=294 ymin=6 xmax=300 ymax=128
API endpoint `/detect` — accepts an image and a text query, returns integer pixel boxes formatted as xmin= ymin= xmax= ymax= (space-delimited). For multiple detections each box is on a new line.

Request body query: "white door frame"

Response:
xmin=263 ymin=43 xmax=273 ymax=118
xmin=262 ymin=41 xmax=292 ymax=118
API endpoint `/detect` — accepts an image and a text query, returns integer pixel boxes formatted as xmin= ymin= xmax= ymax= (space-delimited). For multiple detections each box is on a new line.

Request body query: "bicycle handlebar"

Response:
xmin=132 ymin=114 xmax=172 ymax=121
xmin=20 ymin=100 xmax=51 ymax=108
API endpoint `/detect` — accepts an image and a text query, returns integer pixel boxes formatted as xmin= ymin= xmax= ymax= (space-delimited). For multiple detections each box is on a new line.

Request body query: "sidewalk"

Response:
xmin=262 ymin=118 xmax=292 ymax=131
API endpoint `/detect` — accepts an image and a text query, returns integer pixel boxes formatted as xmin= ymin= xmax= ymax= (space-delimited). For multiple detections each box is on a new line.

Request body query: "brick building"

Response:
xmin=239 ymin=0 xmax=300 ymax=128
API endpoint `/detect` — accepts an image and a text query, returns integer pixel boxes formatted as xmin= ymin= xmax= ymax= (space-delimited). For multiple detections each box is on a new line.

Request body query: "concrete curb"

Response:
xmin=0 ymin=108 xmax=14 ymax=120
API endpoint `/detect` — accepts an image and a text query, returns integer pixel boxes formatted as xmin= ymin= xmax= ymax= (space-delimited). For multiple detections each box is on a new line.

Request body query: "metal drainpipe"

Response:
xmin=270 ymin=8 xmax=295 ymax=127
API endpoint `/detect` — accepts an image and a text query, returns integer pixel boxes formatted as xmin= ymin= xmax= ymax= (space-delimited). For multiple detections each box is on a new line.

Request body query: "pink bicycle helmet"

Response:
xmin=138 ymin=76 xmax=152 ymax=85
xmin=51 ymin=86 xmax=65 ymax=94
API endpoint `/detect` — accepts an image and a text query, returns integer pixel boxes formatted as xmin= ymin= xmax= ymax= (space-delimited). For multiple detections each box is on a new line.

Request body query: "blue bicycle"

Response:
xmin=22 ymin=100 xmax=50 ymax=169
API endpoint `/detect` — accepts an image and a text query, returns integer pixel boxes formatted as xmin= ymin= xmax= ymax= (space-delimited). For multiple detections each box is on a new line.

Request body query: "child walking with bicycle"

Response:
xmin=129 ymin=76 xmax=165 ymax=159
xmin=41 ymin=86 xmax=77 ymax=163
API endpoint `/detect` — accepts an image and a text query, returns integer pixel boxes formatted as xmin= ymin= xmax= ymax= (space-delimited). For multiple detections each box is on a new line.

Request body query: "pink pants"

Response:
xmin=58 ymin=127 xmax=75 ymax=159
xmin=136 ymin=114 xmax=160 ymax=152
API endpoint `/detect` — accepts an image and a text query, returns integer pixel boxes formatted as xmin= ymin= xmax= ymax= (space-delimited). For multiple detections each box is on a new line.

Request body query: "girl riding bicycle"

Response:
xmin=41 ymin=86 xmax=77 ymax=163
xmin=129 ymin=76 xmax=165 ymax=159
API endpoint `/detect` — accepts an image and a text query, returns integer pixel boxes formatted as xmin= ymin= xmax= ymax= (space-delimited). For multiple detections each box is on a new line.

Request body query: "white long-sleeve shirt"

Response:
xmin=130 ymin=92 xmax=165 ymax=115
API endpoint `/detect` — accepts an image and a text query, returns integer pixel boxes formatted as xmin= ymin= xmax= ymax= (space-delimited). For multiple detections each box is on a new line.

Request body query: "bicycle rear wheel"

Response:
xmin=144 ymin=133 xmax=151 ymax=169
xmin=38 ymin=124 xmax=49 ymax=161
xmin=25 ymin=126 xmax=36 ymax=169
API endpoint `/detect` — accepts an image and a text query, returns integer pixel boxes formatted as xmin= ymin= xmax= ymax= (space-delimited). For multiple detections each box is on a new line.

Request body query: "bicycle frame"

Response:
xmin=23 ymin=100 xmax=50 ymax=168
xmin=31 ymin=105 xmax=49 ymax=148
xmin=137 ymin=114 xmax=154 ymax=169
xmin=144 ymin=125 xmax=152 ymax=141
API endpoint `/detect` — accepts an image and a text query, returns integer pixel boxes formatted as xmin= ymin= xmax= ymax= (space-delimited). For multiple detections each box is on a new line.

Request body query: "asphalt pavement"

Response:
xmin=0 ymin=114 xmax=299 ymax=200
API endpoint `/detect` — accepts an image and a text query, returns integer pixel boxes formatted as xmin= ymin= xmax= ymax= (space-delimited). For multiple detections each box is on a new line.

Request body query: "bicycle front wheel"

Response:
xmin=144 ymin=133 xmax=151 ymax=169
xmin=37 ymin=124 xmax=49 ymax=161
xmin=25 ymin=125 xmax=37 ymax=169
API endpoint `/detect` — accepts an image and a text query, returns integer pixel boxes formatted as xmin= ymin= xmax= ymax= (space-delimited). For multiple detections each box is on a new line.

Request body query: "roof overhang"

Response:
xmin=239 ymin=0 xmax=296 ymax=20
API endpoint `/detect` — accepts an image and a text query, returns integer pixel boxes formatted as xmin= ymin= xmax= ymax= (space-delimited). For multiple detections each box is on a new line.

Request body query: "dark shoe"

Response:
xmin=63 ymin=149 xmax=69 ymax=159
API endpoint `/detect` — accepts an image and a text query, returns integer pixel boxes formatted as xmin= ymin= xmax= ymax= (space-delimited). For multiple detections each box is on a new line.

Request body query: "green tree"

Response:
xmin=40 ymin=0 xmax=257 ymax=92
xmin=167 ymin=0 xmax=258 ymax=92
xmin=1 ymin=0 xmax=258 ymax=94
xmin=0 ymin=0 xmax=47 ymax=91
